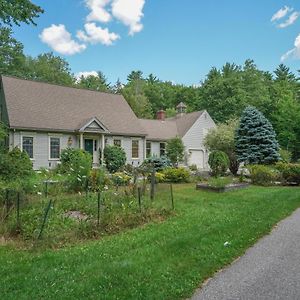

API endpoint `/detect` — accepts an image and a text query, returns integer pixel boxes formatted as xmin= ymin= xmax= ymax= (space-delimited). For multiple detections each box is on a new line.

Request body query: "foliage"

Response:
xmin=207 ymin=176 xmax=233 ymax=188
xmin=89 ymin=168 xmax=111 ymax=192
xmin=208 ymin=150 xmax=230 ymax=176
xmin=141 ymin=156 xmax=171 ymax=172
xmin=155 ymin=172 xmax=166 ymax=183
xmin=0 ymin=147 xmax=34 ymax=192
xmin=59 ymin=148 xmax=92 ymax=192
xmin=236 ymin=106 xmax=280 ymax=165
xmin=163 ymin=167 xmax=190 ymax=183
xmin=189 ymin=164 xmax=198 ymax=171
xmin=248 ymin=165 xmax=280 ymax=186
xmin=111 ymin=172 xmax=132 ymax=186
xmin=25 ymin=53 xmax=74 ymax=86
xmin=275 ymin=162 xmax=300 ymax=185
xmin=76 ymin=72 xmax=111 ymax=92
xmin=0 ymin=27 xmax=26 ymax=77
xmin=166 ymin=137 xmax=184 ymax=166
xmin=279 ymin=149 xmax=292 ymax=163
xmin=0 ymin=0 xmax=43 ymax=26
xmin=104 ymin=145 xmax=126 ymax=173
xmin=204 ymin=119 xmax=239 ymax=174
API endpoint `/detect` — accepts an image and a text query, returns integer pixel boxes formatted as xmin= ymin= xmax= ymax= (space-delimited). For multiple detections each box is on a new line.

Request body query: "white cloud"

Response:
xmin=77 ymin=22 xmax=120 ymax=45
xmin=271 ymin=6 xmax=293 ymax=22
xmin=111 ymin=0 xmax=145 ymax=35
xmin=40 ymin=24 xmax=86 ymax=55
xmin=278 ymin=11 xmax=300 ymax=28
xmin=85 ymin=0 xmax=111 ymax=23
xmin=281 ymin=33 xmax=300 ymax=61
xmin=76 ymin=71 xmax=99 ymax=81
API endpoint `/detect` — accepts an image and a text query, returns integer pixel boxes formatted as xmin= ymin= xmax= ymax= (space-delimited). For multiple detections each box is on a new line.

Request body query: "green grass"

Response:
xmin=1 ymin=184 xmax=300 ymax=299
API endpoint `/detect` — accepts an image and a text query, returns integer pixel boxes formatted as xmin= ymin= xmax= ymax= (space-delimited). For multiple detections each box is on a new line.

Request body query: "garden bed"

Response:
xmin=196 ymin=182 xmax=250 ymax=192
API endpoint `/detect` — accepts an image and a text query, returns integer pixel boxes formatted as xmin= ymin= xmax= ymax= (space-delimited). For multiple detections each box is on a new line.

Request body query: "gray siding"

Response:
xmin=9 ymin=130 xmax=78 ymax=170
xmin=106 ymin=135 xmax=145 ymax=167
xmin=182 ymin=111 xmax=216 ymax=169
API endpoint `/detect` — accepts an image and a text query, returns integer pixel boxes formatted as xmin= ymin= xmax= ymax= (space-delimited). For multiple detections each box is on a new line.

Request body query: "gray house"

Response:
xmin=0 ymin=75 xmax=216 ymax=170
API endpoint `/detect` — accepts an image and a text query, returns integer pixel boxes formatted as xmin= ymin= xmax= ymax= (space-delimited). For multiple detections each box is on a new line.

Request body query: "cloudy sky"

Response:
xmin=12 ymin=0 xmax=300 ymax=85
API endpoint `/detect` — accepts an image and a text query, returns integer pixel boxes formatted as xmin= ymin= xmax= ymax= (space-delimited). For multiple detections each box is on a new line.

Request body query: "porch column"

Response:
xmin=80 ymin=133 xmax=84 ymax=150
xmin=143 ymin=138 xmax=147 ymax=160
xmin=101 ymin=134 xmax=105 ymax=165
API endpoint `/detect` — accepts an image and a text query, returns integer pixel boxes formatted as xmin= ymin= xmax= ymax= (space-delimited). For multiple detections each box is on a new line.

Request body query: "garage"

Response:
xmin=189 ymin=149 xmax=204 ymax=169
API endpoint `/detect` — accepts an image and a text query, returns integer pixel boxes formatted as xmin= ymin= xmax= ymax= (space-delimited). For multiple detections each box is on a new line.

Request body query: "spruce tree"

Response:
xmin=235 ymin=106 xmax=280 ymax=164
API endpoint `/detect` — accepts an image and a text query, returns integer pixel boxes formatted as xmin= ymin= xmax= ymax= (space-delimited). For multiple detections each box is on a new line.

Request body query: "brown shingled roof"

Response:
xmin=139 ymin=111 xmax=204 ymax=141
xmin=2 ymin=76 xmax=147 ymax=136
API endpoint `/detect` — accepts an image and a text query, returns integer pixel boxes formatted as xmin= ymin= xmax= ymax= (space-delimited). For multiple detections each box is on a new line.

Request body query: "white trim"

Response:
xmin=131 ymin=139 xmax=140 ymax=159
xmin=79 ymin=117 xmax=110 ymax=133
xmin=21 ymin=134 xmax=35 ymax=160
xmin=48 ymin=136 xmax=61 ymax=161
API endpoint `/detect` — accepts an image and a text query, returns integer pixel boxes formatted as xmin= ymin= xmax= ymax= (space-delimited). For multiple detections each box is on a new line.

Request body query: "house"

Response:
xmin=0 ymin=75 xmax=216 ymax=170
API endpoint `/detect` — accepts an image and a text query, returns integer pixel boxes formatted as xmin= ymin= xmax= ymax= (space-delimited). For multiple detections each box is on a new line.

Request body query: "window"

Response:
xmin=132 ymin=140 xmax=139 ymax=159
xmin=160 ymin=142 xmax=166 ymax=157
xmin=50 ymin=137 xmax=60 ymax=159
xmin=22 ymin=136 xmax=33 ymax=159
xmin=114 ymin=139 xmax=121 ymax=147
xmin=105 ymin=138 xmax=108 ymax=145
xmin=146 ymin=141 xmax=151 ymax=158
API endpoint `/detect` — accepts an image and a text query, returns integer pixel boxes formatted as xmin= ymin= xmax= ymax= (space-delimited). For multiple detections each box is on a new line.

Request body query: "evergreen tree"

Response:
xmin=235 ymin=106 xmax=280 ymax=164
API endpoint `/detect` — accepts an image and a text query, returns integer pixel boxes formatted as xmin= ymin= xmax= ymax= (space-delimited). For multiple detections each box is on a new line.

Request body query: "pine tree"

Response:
xmin=235 ymin=106 xmax=280 ymax=164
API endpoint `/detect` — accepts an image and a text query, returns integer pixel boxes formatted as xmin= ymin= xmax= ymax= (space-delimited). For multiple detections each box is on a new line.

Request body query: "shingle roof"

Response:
xmin=1 ymin=75 xmax=147 ymax=136
xmin=139 ymin=111 xmax=204 ymax=141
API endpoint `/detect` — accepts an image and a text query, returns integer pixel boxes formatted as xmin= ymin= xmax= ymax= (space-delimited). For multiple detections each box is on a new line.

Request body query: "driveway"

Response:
xmin=191 ymin=208 xmax=300 ymax=300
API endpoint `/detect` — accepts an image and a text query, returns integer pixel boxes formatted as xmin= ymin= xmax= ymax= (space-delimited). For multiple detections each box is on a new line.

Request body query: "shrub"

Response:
xmin=163 ymin=167 xmax=190 ymax=183
xmin=208 ymin=150 xmax=230 ymax=176
xmin=141 ymin=156 xmax=171 ymax=172
xmin=59 ymin=148 xmax=92 ymax=192
xmin=207 ymin=177 xmax=233 ymax=188
xmin=166 ymin=137 xmax=185 ymax=166
xmin=248 ymin=165 xmax=280 ymax=186
xmin=155 ymin=172 xmax=165 ymax=183
xmin=89 ymin=168 xmax=111 ymax=192
xmin=279 ymin=149 xmax=292 ymax=163
xmin=104 ymin=145 xmax=126 ymax=173
xmin=189 ymin=164 xmax=198 ymax=172
xmin=0 ymin=147 xmax=34 ymax=191
xmin=275 ymin=162 xmax=300 ymax=185
xmin=111 ymin=172 xmax=132 ymax=186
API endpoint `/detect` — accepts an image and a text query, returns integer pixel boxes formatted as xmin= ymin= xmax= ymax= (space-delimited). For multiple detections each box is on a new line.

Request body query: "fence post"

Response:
xmin=5 ymin=189 xmax=9 ymax=219
xmin=138 ymin=187 xmax=142 ymax=213
xmin=97 ymin=191 xmax=101 ymax=227
xmin=38 ymin=199 xmax=52 ymax=240
xmin=85 ymin=178 xmax=89 ymax=200
xmin=150 ymin=167 xmax=155 ymax=201
xmin=170 ymin=184 xmax=174 ymax=210
xmin=16 ymin=192 xmax=21 ymax=228
xmin=44 ymin=181 xmax=48 ymax=198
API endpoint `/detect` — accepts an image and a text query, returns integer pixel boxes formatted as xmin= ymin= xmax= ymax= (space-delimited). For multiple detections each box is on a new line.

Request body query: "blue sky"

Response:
xmin=12 ymin=0 xmax=300 ymax=85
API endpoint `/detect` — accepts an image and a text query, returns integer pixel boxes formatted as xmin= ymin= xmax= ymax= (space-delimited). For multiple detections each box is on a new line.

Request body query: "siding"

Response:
xmin=9 ymin=130 xmax=78 ymax=170
xmin=182 ymin=111 xmax=216 ymax=169
xmin=107 ymin=135 xmax=145 ymax=167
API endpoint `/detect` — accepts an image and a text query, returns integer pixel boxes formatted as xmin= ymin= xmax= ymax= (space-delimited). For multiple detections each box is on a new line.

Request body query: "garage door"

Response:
xmin=189 ymin=150 xmax=204 ymax=169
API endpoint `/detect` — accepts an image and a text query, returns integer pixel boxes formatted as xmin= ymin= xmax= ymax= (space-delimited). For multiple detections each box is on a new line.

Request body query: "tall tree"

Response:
xmin=0 ymin=0 xmax=43 ymax=26
xmin=77 ymin=71 xmax=111 ymax=92
xmin=204 ymin=119 xmax=239 ymax=175
xmin=0 ymin=27 xmax=26 ymax=76
xmin=235 ymin=106 xmax=280 ymax=164
xmin=26 ymin=53 xmax=75 ymax=85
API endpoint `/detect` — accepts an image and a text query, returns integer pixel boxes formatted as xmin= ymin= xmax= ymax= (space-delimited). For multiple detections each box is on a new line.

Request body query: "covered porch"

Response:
xmin=77 ymin=117 xmax=109 ymax=167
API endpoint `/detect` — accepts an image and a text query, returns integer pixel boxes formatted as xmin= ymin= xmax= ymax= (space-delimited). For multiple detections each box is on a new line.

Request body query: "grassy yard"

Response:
xmin=1 ymin=184 xmax=300 ymax=299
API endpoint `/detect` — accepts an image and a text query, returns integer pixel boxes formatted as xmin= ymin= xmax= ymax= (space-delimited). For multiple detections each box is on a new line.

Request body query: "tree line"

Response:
xmin=1 ymin=1 xmax=300 ymax=159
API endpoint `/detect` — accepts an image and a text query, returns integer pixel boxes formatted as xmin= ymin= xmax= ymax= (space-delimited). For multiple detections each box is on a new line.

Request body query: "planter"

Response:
xmin=196 ymin=182 xmax=250 ymax=193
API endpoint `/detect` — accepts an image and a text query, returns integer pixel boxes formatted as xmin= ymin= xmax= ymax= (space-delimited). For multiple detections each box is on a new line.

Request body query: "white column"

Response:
xmin=80 ymin=133 xmax=84 ymax=150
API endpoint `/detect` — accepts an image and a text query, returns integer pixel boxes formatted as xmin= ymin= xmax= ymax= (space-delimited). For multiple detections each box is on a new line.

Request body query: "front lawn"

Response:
xmin=1 ymin=184 xmax=300 ymax=299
